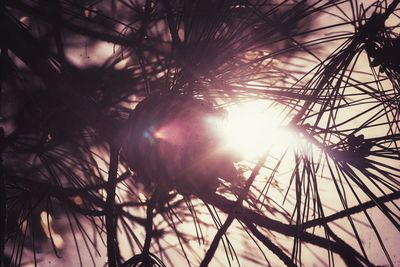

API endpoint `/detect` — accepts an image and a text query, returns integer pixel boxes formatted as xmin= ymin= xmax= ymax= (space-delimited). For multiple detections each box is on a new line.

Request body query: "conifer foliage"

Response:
xmin=0 ymin=0 xmax=399 ymax=266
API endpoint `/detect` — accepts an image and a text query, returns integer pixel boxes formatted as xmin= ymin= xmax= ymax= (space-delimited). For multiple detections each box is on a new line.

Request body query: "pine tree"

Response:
xmin=0 ymin=0 xmax=399 ymax=266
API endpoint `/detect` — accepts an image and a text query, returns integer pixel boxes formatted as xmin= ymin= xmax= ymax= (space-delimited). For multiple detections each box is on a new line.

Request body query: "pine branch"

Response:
xmin=200 ymin=192 xmax=375 ymax=266
xmin=106 ymin=145 xmax=120 ymax=267
xmin=141 ymin=189 xmax=160 ymax=265
xmin=302 ymin=190 xmax=400 ymax=229
xmin=244 ymin=222 xmax=296 ymax=267
xmin=200 ymin=152 xmax=268 ymax=267
xmin=7 ymin=0 xmax=143 ymax=48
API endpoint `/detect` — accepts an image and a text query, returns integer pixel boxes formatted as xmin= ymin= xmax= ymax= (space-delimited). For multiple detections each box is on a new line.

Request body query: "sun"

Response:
xmin=219 ymin=100 xmax=297 ymax=160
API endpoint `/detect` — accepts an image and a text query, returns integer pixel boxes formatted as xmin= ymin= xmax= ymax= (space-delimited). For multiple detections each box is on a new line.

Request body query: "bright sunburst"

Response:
xmin=219 ymin=100 xmax=297 ymax=159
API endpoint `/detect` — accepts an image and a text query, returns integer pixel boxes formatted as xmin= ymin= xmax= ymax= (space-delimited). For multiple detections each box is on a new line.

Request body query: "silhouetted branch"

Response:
xmin=106 ymin=145 xmax=120 ymax=267
xmin=8 ymin=0 xmax=144 ymax=48
xmin=200 ymin=192 xmax=374 ymax=266
xmin=140 ymin=189 xmax=160 ymax=265
xmin=382 ymin=0 xmax=400 ymax=21
xmin=200 ymin=153 xmax=268 ymax=267
xmin=244 ymin=222 xmax=296 ymax=267
xmin=302 ymin=190 xmax=400 ymax=229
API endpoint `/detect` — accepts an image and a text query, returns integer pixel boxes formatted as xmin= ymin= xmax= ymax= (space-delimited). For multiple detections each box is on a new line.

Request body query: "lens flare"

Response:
xmin=219 ymin=100 xmax=297 ymax=159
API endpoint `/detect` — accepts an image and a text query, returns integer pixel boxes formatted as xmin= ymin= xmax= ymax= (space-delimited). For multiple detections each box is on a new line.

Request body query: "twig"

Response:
xmin=244 ymin=222 xmax=296 ymax=267
xmin=106 ymin=145 xmax=120 ymax=267
xmin=201 ymin=193 xmax=374 ymax=266
xmin=302 ymin=190 xmax=400 ymax=229
xmin=4 ymin=170 xmax=131 ymax=198
xmin=199 ymin=152 xmax=268 ymax=267
xmin=325 ymin=226 xmax=368 ymax=267
xmin=382 ymin=0 xmax=400 ymax=21
xmin=142 ymin=189 xmax=159 ymax=265
xmin=7 ymin=1 xmax=142 ymax=48
xmin=161 ymin=0 xmax=182 ymax=48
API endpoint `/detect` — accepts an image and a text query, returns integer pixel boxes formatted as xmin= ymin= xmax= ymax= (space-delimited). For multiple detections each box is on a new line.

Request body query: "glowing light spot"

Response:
xmin=153 ymin=122 xmax=186 ymax=146
xmin=143 ymin=130 xmax=155 ymax=143
xmin=219 ymin=100 xmax=297 ymax=159
xmin=153 ymin=129 xmax=164 ymax=139
xmin=40 ymin=211 xmax=65 ymax=249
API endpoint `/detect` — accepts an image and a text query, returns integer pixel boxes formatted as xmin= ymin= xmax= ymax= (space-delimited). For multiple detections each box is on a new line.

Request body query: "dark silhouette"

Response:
xmin=0 ymin=0 xmax=399 ymax=266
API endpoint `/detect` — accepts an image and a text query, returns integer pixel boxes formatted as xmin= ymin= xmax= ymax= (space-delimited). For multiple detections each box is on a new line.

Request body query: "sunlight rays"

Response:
xmin=219 ymin=100 xmax=299 ymax=160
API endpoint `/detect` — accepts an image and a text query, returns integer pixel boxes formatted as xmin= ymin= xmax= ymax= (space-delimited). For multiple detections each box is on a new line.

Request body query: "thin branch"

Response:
xmin=4 ymin=170 xmax=131 ymax=198
xmin=244 ymin=222 xmax=296 ymax=267
xmin=302 ymin=190 xmax=400 ymax=229
xmin=201 ymin=192 xmax=374 ymax=266
xmin=382 ymin=0 xmax=400 ymax=21
xmin=161 ymin=0 xmax=182 ymax=47
xmin=7 ymin=0 xmax=143 ymax=48
xmin=142 ymin=188 xmax=160 ymax=265
xmin=200 ymin=153 xmax=268 ymax=267
xmin=106 ymin=145 xmax=120 ymax=267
